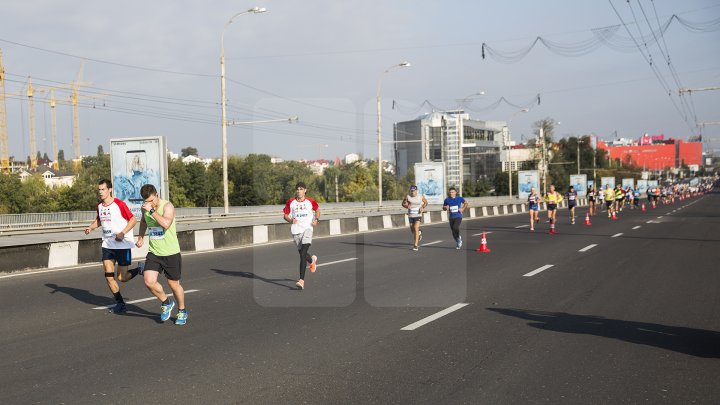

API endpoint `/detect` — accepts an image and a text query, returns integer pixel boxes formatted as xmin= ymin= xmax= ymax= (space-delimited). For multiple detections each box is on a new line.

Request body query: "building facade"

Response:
xmin=394 ymin=111 xmax=507 ymax=192
xmin=598 ymin=136 xmax=702 ymax=171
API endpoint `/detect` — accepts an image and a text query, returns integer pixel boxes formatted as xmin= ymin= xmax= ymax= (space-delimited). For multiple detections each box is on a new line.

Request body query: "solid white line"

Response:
xmin=93 ymin=289 xmax=200 ymax=310
xmin=317 ymin=257 xmax=358 ymax=268
xmin=421 ymin=240 xmax=442 ymax=247
xmin=578 ymin=244 xmax=597 ymax=252
xmin=0 ymin=263 xmax=99 ymax=279
xmin=611 ymin=233 xmax=623 ymax=238
xmin=515 ymin=225 xmax=529 ymax=228
xmin=401 ymin=303 xmax=469 ymax=331
xmin=523 ymin=264 xmax=554 ymax=277
xmin=471 ymin=232 xmax=493 ymax=236
xmin=632 ymin=226 xmax=641 ymax=230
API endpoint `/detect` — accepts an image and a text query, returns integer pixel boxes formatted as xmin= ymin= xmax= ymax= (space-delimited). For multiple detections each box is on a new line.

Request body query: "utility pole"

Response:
xmin=540 ymin=126 xmax=547 ymax=195
xmin=26 ymin=77 xmax=37 ymax=169
xmin=577 ymin=139 xmax=580 ymax=175
xmin=0 ymin=49 xmax=9 ymax=171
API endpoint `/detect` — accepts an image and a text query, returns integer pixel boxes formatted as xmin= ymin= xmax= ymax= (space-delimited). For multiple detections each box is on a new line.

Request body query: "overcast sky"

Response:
xmin=1 ymin=0 xmax=719 ymax=162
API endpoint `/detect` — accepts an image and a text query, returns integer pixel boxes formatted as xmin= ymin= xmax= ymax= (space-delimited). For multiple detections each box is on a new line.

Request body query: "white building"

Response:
xmin=181 ymin=155 xmax=214 ymax=167
xmin=18 ymin=165 xmax=76 ymax=188
xmin=344 ymin=153 xmax=360 ymax=165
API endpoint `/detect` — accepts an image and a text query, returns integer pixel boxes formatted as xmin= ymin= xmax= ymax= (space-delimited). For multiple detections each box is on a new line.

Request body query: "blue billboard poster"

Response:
xmin=414 ymin=162 xmax=445 ymax=204
xmin=648 ymin=180 xmax=659 ymax=188
xmin=636 ymin=179 xmax=648 ymax=194
xmin=569 ymin=174 xmax=587 ymax=197
xmin=518 ymin=170 xmax=540 ymax=200
xmin=601 ymin=176 xmax=615 ymax=190
xmin=622 ymin=178 xmax=635 ymax=190
xmin=110 ymin=136 xmax=168 ymax=219
xmin=587 ymin=180 xmax=595 ymax=192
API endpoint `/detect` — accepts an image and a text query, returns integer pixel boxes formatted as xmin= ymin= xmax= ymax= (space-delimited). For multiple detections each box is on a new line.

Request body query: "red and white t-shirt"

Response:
xmin=96 ymin=198 xmax=135 ymax=249
xmin=283 ymin=197 xmax=319 ymax=235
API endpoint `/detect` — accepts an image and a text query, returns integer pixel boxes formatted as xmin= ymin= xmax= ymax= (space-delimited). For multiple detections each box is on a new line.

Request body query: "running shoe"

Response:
xmin=175 ymin=309 xmax=188 ymax=325
xmin=296 ymin=279 xmax=305 ymax=290
xmin=309 ymin=255 xmax=318 ymax=273
xmin=111 ymin=302 xmax=127 ymax=314
xmin=412 ymin=245 xmax=419 ymax=251
xmin=418 ymin=231 xmax=423 ymax=241
xmin=160 ymin=299 xmax=175 ymax=322
xmin=458 ymin=236 xmax=463 ymax=249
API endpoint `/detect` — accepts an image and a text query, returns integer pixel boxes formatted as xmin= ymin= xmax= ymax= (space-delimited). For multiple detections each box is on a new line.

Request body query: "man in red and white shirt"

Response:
xmin=282 ymin=181 xmax=320 ymax=290
xmin=84 ymin=179 xmax=139 ymax=314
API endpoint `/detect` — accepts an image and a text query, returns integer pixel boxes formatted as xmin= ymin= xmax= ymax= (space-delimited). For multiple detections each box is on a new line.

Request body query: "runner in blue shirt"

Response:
xmin=565 ymin=185 xmax=578 ymax=224
xmin=442 ymin=187 xmax=468 ymax=249
xmin=527 ymin=187 xmax=540 ymax=231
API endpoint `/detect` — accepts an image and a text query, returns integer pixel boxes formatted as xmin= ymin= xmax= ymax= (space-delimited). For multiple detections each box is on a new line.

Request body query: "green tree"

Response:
xmin=0 ymin=173 xmax=26 ymax=213
xmin=57 ymin=149 xmax=65 ymax=162
xmin=97 ymin=145 xmax=104 ymax=156
xmin=181 ymin=147 xmax=198 ymax=157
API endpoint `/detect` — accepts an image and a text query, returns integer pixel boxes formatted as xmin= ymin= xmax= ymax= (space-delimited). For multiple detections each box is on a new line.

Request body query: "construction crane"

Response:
xmin=70 ymin=63 xmax=93 ymax=163
xmin=0 ymin=49 xmax=9 ymax=171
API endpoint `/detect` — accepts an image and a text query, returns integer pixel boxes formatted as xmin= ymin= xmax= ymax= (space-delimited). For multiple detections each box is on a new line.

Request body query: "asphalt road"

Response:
xmin=1 ymin=192 xmax=718 ymax=404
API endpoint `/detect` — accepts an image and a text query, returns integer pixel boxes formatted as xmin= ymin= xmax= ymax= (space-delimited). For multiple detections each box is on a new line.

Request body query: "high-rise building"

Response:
xmin=393 ymin=110 xmax=506 ymax=192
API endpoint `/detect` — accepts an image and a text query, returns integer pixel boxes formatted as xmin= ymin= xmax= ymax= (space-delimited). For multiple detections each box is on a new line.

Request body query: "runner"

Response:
xmin=402 ymin=185 xmax=428 ymax=251
xmin=84 ymin=179 xmax=139 ymax=314
xmin=614 ymin=184 xmax=625 ymax=213
xmin=587 ymin=185 xmax=597 ymax=216
xmin=282 ymin=181 xmax=320 ymax=290
xmin=442 ymin=187 xmax=467 ymax=249
xmin=632 ymin=187 xmax=640 ymax=209
xmin=544 ymin=185 xmax=563 ymax=233
xmin=135 ymin=184 xmax=188 ymax=324
xmin=527 ymin=187 xmax=540 ymax=231
xmin=565 ymin=185 xmax=578 ymax=224
xmin=603 ymin=184 xmax=615 ymax=218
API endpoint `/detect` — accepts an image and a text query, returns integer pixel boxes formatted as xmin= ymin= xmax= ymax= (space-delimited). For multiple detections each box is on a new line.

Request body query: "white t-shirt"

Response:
xmin=96 ymin=198 xmax=135 ymax=249
xmin=283 ymin=197 xmax=319 ymax=235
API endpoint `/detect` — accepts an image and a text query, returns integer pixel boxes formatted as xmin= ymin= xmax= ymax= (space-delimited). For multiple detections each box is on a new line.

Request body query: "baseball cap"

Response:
xmin=409 ymin=185 xmax=418 ymax=191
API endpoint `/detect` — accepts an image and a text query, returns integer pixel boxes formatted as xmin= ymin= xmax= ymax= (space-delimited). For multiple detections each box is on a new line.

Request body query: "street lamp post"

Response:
xmin=377 ymin=62 xmax=410 ymax=207
xmin=220 ymin=6 xmax=267 ymax=214
xmin=504 ymin=108 xmax=528 ymax=198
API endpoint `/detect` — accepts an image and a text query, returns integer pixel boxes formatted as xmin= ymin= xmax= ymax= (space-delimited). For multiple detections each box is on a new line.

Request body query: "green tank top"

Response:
xmin=144 ymin=199 xmax=180 ymax=256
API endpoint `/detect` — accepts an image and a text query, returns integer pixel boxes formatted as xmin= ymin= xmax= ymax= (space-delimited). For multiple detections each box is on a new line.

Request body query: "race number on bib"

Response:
xmin=148 ymin=226 xmax=165 ymax=240
xmin=102 ymin=227 xmax=113 ymax=237
xmin=408 ymin=207 xmax=419 ymax=215
xmin=449 ymin=205 xmax=459 ymax=213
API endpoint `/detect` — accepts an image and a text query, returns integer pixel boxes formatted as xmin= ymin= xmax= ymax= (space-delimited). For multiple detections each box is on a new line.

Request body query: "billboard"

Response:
xmin=648 ymin=180 xmax=659 ymax=188
xmin=600 ymin=176 xmax=615 ymax=189
xmin=110 ymin=136 xmax=168 ymax=218
xmin=518 ymin=170 xmax=540 ymax=200
xmin=414 ymin=162 xmax=445 ymax=204
xmin=569 ymin=174 xmax=587 ymax=197
xmin=636 ymin=179 xmax=648 ymax=194
xmin=622 ymin=178 xmax=635 ymax=190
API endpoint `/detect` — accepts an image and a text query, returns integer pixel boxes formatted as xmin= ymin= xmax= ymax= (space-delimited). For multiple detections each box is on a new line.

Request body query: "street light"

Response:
xmin=503 ymin=108 xmax=528 ymax=198
xmin=220 ymin=6 xmax=267 ymax=214
xmin=377 ymin=61 xmax=410 ymax=207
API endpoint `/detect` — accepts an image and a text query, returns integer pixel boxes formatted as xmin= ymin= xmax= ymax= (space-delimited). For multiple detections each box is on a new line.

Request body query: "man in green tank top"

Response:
xmin=134 ymin=184 xmax=188 ymax=325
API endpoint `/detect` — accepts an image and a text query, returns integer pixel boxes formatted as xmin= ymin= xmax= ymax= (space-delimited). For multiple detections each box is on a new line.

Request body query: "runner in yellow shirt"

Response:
xmin=544 ymin=184 xmax=563 ymax=234
xmin=603 ymin=184 xmax=616 ymax=218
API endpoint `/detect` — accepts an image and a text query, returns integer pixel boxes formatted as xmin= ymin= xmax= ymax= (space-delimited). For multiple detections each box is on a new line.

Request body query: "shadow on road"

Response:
xmin=45 ymin=283 xmax=159 ymax=319
xmin=211 ymin=269 xmax=297 ymax=290
xmin=488 ymin=307 xmax=720 ymax=358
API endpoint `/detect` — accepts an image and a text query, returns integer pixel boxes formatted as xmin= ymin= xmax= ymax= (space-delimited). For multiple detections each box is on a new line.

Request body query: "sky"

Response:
xmin=1 ymin=0 xmax=719 ymax=163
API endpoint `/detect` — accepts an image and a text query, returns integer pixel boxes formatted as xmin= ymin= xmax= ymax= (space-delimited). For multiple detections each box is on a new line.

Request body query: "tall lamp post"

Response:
xmin=220 ymin=6 xmax=267 ymax=214
xmin=503 ymin=108 xmax=528 ymax=198
xmin=377 ymin=61 xmax=410 ymax=207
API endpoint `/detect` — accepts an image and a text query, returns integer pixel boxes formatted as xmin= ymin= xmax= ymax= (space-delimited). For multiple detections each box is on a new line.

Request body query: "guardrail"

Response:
xmin=0 ymin=196 xmax=519 ymax=235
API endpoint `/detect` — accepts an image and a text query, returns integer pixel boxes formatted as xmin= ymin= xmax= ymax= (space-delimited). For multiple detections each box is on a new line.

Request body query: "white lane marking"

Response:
xmin=401 ymin=303 xmax=469 ymax=331
xmin=578 ymin=244 xmax=597 ymax=252
xmin=657 ymin=216 xmax=663 ymax=219
xmin=632 ymin=226 xmax=641 ymax=230
xmin=523 ymin=264 xmax=554 ymax=277
xmin=646 ymin=220 xmax=657 ymax=224
xmin=471 ymin=232 xmax=493 ymax=236
xmin=317 ymin=257 xmax=358 ymax=268
xmin=611 ymin=233 xmax=623 ymax=238
xmin=515 ymin=225 xmax=529 ymax=228
xmin=421 ymin=240 xmax=442 ymax=247
xmin=93 ymin=289 xmax=200 ymax=310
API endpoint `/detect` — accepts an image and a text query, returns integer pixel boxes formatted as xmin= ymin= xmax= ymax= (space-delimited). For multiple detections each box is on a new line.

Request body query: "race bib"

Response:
xmin=408 ymin=207 xmax=419 ymax=215
xmin=148 ymin=226 xmax=165 ymax=240
xmin=102 ymin=227 xmax=113 ymax=237
xmin=449 ymin=205 xmax=459 ymax=213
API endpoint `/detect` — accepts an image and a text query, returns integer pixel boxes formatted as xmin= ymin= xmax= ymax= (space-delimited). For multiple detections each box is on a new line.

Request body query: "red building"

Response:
xmin=598 ymin=137 xmax=702 ymax=171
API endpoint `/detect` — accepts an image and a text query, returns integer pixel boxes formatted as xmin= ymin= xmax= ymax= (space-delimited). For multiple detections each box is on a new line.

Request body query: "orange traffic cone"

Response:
xmin=584 ymin=212 xmax=591 ymax=226
xmin=611 ymin=211 xmax=617 ymax=220
xmin=641 ymin=203 xmax=646 ymax=212
xmin=476 ymin=232 xmax=491 ymax=253
xmin=549 ymin=219 xmax=557 ymax=234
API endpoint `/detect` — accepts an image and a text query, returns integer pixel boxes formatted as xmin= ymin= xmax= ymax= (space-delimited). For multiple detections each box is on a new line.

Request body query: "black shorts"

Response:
xmin=605 ymin=200 xmax=613 ymax=208
xmin=102 ymin=248 xmax=132 ymax=266
xmin=144 ymin=252 xmax=182 ymax=281
xmin=568 ymin=203 xmax=576 ymax=210
xmin=408 ymin=216 xmax=422 ymax=224
xmin=547 ymin=203 xmax=557 ymax=211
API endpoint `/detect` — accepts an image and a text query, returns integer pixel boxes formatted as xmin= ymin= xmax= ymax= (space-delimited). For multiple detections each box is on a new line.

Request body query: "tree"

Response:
xmin=57 ymin=149 xmax=65 ymax=162
xmin=181 ymin=147 xmax=198 ymax=158
xmin=97 ymin=144 xmax=104 ymax=156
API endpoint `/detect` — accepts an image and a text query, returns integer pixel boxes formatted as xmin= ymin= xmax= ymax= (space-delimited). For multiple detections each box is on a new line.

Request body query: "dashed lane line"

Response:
xmin=401 ymin=303 xmax=469 ymax=331
xmin=632 ymin=226 xmax=641 ymax=230
xmin=578 ymin=244 xmax=597 ymax=252
xmin=523 ymin=264 xmax=554 ymax=277
xmin=611 ymin=233 xmax=623 ymax=238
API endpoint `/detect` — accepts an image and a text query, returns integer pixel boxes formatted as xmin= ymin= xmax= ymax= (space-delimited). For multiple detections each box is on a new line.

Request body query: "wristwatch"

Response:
xmin=149 ymin=208 xmax=155 ymax=215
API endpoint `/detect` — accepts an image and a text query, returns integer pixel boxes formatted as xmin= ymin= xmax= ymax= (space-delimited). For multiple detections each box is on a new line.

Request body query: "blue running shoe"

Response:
xmin=160 ymin=300 xmax=175 ymax=322
xmin=111 ymin=302 xmax=127 ymax=314
xmin=175 ymin=309 xmax=188 ymax=325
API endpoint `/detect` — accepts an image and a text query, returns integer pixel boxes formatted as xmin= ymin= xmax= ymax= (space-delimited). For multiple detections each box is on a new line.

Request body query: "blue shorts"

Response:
xmin=568 ymin=203 xmax=576 ymax=209
xmin=102 ymin=248 xmax=132 ymax=266
xmin=529 ymin=204 xmax=539 ymax=211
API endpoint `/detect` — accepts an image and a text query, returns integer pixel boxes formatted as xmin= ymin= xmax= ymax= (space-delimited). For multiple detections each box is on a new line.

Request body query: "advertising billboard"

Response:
xmin=569 ymin=174 xmax=587 ymax=197
xmin=636 ymin=179 xmax=648 ymax=195
xmin=600 ymin=176 xmax=615 ymax=190
xmin=110 ymin=136 xmax=168 ymax=218
xmin=518 ymin=170 xmax=540 ymax=200
xmin=622 ymin=178 xmax=635 ymax=190
xmin=414 ymin=162 xmax=445 ymax=204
